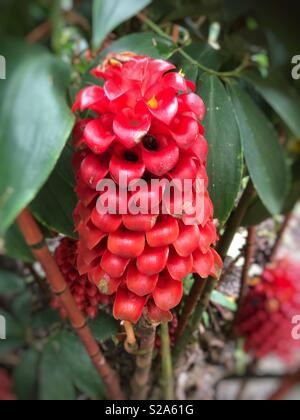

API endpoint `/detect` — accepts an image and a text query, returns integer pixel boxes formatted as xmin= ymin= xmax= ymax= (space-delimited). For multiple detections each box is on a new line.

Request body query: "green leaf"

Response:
xmin=228 ymin=81 xmax=289 ymax=215
xmin=96 ymin=32 xmax=168 ymax=62
xmin=12 ymin=291 xmax=32 ymax=328
xmin=31 ymin=308 xmax=60 ymax=331
xmin=0 ymin=269 xmax=25 ymax=296
xmin=92 ymin=0 xmax=152 ymax=50
xmin=283 ymin=158 xmax=300 ymax=213
xmin=3 ymin=224 xmax=34 ymax=263
xmin=60 ymin=331 xmax=105 ymax=399
xmin=89 ymin=311 xmax=118 ymax=343
xmin=39 ymin=334 xmax=75 ymax=401
xmin=30 ymin=146 xmax=77 ymax=238
xmin=174 ymin=43 xmax=222 ymax=84
xmin=202 ymin=310 xmax=210 ymax=328
xmin=0 ymin=38 xmax=74 ymax=234
xmin=243 ymin=71 xmax=300 ymax=138
xmin=211 ymin=290 xmax=237 ymax=312
xmin=200 ymin=76 xmax=243 ymax=225
xmin=242 ymin=196 xmax=271 ymax=227
xmin=243 ymin=157 xmax=300 ymax=225
xmin=13 ymin=349 xmax=39 ymax=400
xmin=0 ymin=311 xmax=25 ymax=355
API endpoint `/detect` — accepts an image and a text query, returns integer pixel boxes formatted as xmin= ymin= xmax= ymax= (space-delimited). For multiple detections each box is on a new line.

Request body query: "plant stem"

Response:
xmin=161 ymin=322 xmax=174 ymax=400
xmin=173 ymin=181 xmax=256 ymax=362
xmin=131 ymin=318 xmax=156 ymax=400
xmin=270 ymin=212 xmax=293 ymax=262
xmin=217 ymin=181 xmax=256 ymax=261
xmin=268 ymin=370 xmax=300 ymax=400
xmin=137 ymin=12 xmax=250 ymax=78
xmin=236 ymin=227 xmax=256 ymax=313
xmin=16 ymin=209 xmax=124 ymax=400
xmin=123 ymin=321 xmax=138 ymax=354
xmin=175 ymin=275 xmax=206 ymax=343
xmin=26 ymin=21 xmax=52 ymax=43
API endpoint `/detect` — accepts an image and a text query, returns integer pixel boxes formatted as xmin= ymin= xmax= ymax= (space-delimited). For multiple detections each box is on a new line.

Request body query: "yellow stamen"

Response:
xmin=147 ymin=96 xmax=159 ymax=109
xmin=179 ymin=68 xmax=185 ymax=77
xmin=109 ymin=58 xmax=122 ymax=67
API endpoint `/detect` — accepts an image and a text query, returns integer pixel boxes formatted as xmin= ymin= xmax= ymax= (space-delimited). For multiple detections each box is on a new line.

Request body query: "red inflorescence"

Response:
xmin=52 ymin=237 xmax=110 ymax=319
xmin=236 ymin=258 xmax=300 ymax=363
xmin=72 ymin=53 xmax=222 ymax=324
xmin=0 ymin=369 xmax=16 ymax=401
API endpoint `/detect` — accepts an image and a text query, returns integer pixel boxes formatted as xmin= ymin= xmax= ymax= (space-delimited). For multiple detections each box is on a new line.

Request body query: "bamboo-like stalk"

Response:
xmin=217 ymin=182 xmax=256 ymax=261
xmin=160 ymin=322 xmax=174 ymax=400
xmin=131 ymin=318 xmax=156 ymax=400
xmin=268 ymin=370 xmax=300 ymax=400
xmin=173 ymin=181 xmax=256 ymax=362
xmin=236 ymin=227 xmax=256 ymax=313
xmin=16 ymin=209 xmax=124 ymax=400
xmin=175 ymin=275 xmax=206 ymax=343
xmin=270 ymin=212 xmax=293 ymax=262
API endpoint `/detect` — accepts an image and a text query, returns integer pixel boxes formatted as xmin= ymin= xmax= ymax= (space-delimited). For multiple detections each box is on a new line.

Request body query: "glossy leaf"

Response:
xmin=39 ymin=335 xmax=75 ymax=401
xmin=0 ymin=39 xmax=74 ymax=234
xmin=60 ymin=331 xmax=105 ymax=399
xmin=30 ymin=146 xmax=77 ymax=238
xmin=89 ymin=312 xmax=118 ymax=343
xmin=211 ymin=290 xmax=237 ymax=312
xmin=3 ymin=224 xmax=34 ymax=263
xmin=174 ymin=43 xmax=222 ymax=84
xmin=200 ymin=76 xmax=243 ymax=225
xmin=0 ymin=311 xmax=25 ymax=355
xmin=92 ymin=0 xmax=152 ymax=50
xmin=242 ymin=197 xmax=271 ymax=227
xmin=228 ymin=81 xmax=289 ymax=215
xmin=13 ymin=349 xmax=39 ymax=400
xmin=243 ymin=71 xmax=300 ymax=138
xmin=0 ymin=269 xmax=25 ymax=296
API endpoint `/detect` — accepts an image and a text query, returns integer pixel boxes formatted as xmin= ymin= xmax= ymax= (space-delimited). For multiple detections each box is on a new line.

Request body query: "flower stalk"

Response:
xmin=269 ymin=370 xmax=300 ymax=400
xmin=16 ymin=208 xmax=124 ymax=400
xmin=160 ymin=322 xmax=175 ymax=400
xmin=131 ymin=318 xmax=157 ymax=400
xmin=270 ymin=212 xmax=293 ymax=261
xmin=175 ymin=275 xmax=206 ymax=343
xmin=137 ymin=12 xmax=250 ymax=78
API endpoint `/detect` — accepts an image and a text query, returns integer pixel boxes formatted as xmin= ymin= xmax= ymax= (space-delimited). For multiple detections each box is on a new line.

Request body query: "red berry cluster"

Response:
xmin=72 ymin=54 xmax=222 ymax=324
xmin=236 ymin=258 xmax=300 ymax=363
xmin=0 ymin=369 xmax=15 ymax=401
xmin=52 ymin=237 xmax=110 ymax=319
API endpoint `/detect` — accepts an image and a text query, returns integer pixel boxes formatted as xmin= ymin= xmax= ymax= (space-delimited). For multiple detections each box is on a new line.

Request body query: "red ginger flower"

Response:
xmin=52 ymin=237 xmax=110 ymax=320
xmin=72 ymin=54 xmax=222 ymax=325
xmin=236 ymin=258 xmax=300 ymax=363
xmin=0 ymin=369 xmax=15 ymax=401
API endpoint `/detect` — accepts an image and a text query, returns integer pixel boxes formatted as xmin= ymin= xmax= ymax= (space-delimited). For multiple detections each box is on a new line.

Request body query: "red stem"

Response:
xmin=268 ymin=370 xmax=300 ymax=400
xmin=17 ymin=209 xmax=124 ymax=400
xmin=270 ymin=212 xmax=293 ymax=262
xmin=175 ymin=275 xmax=206 ymax=343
